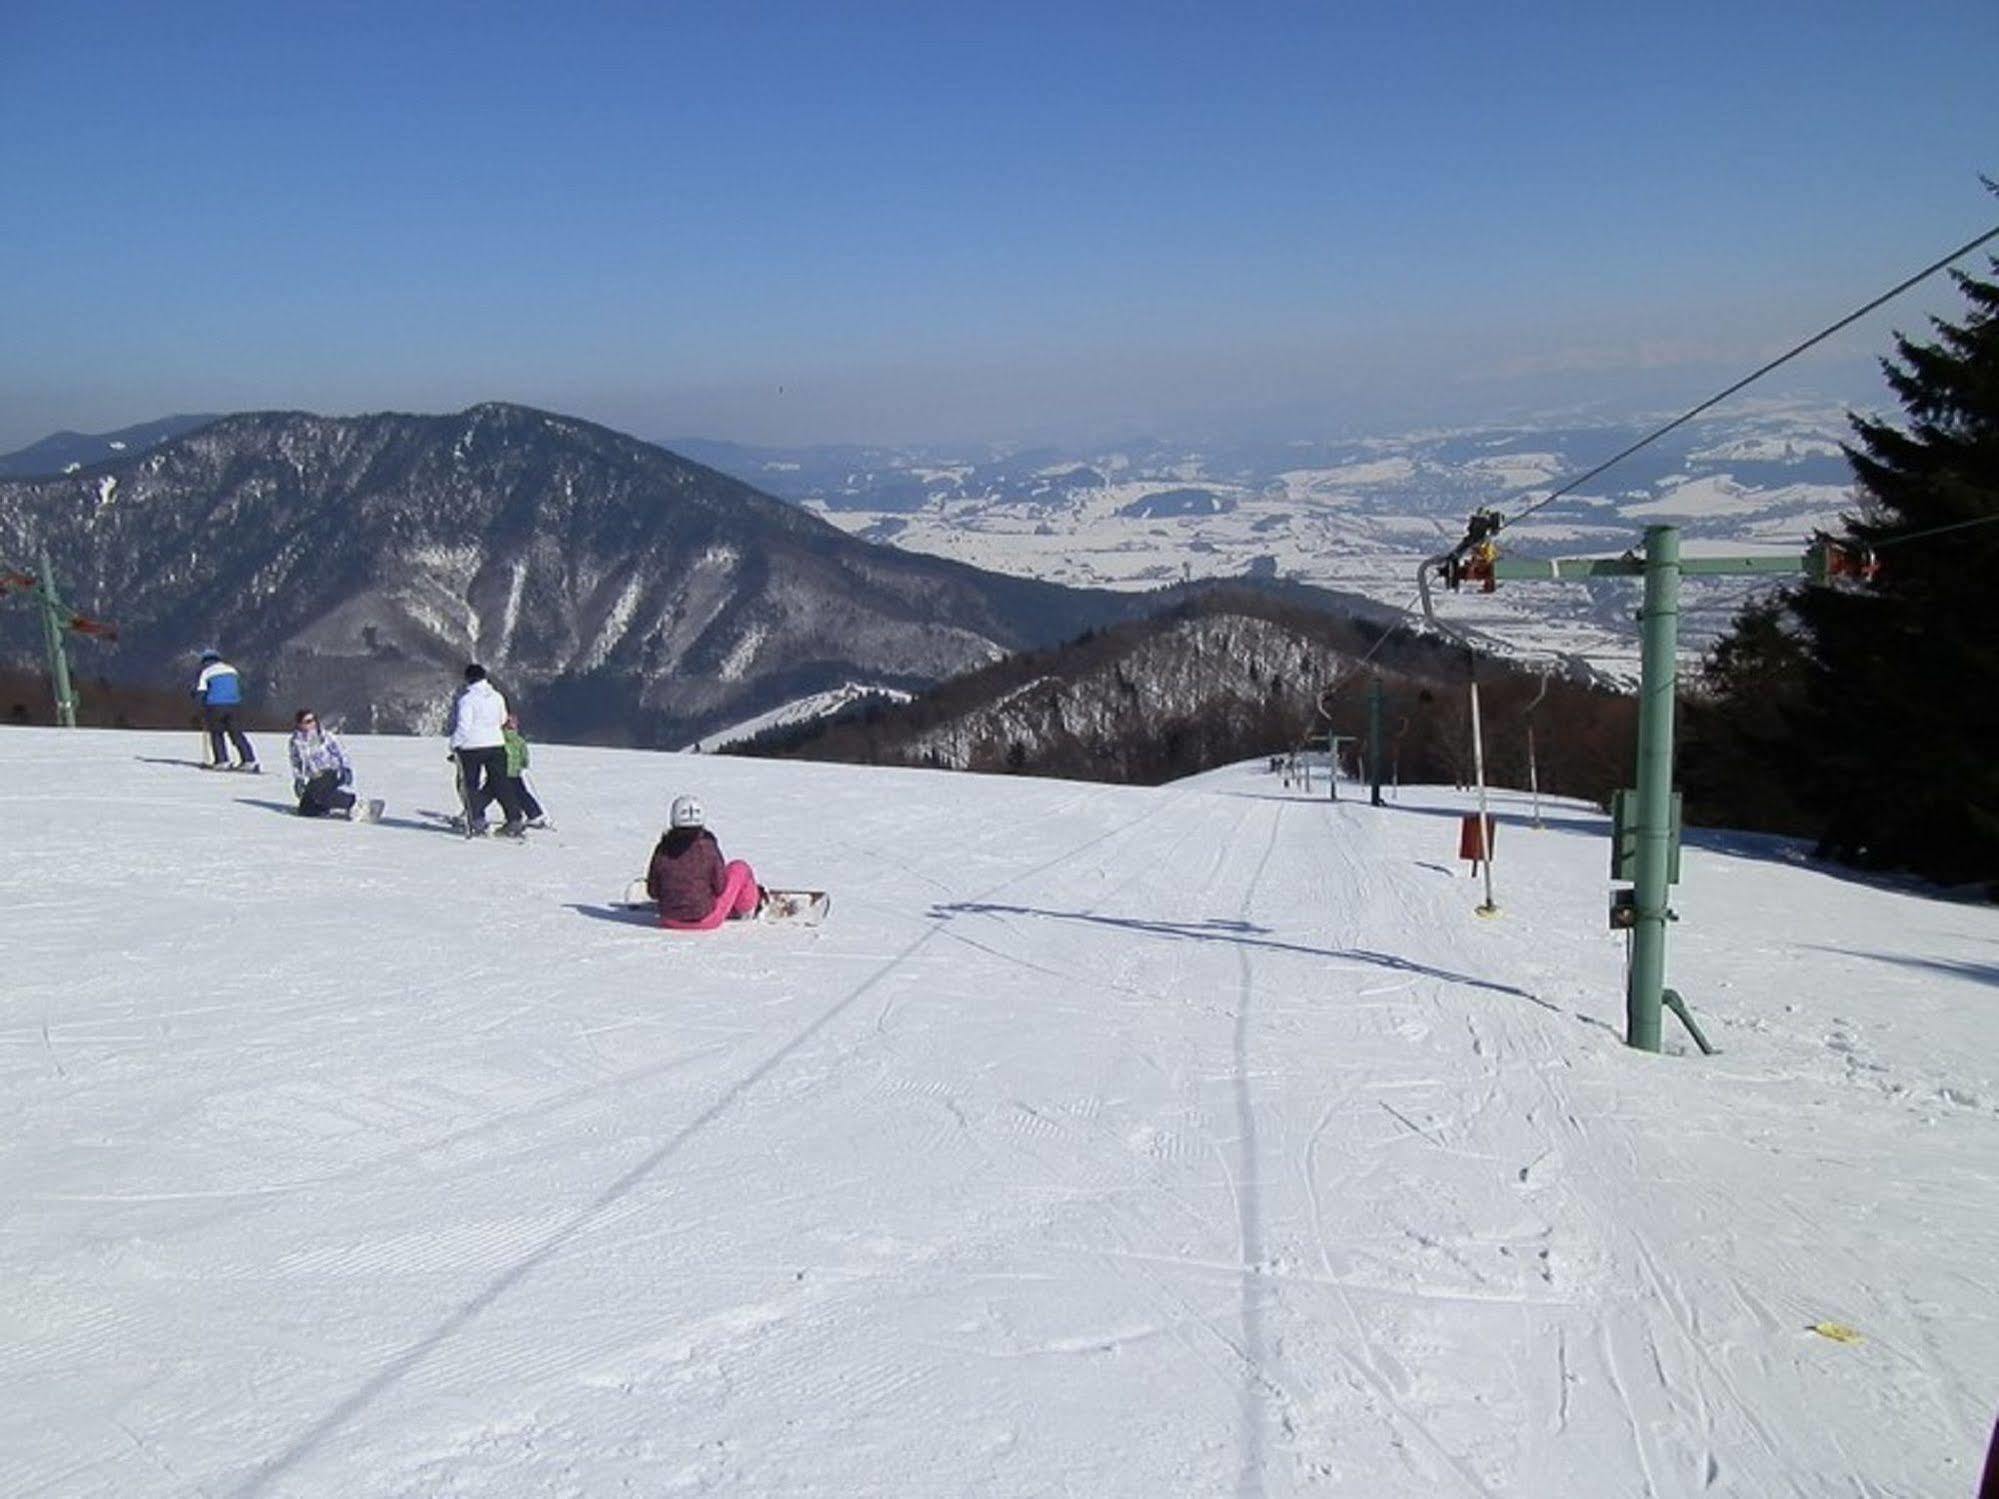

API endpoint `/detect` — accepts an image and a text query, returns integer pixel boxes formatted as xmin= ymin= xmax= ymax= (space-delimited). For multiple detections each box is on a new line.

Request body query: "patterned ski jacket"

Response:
xmin=288 ymin=728 xmax=351 ymax=790
xmin=647 ymin=829 xmax=727 ymax=924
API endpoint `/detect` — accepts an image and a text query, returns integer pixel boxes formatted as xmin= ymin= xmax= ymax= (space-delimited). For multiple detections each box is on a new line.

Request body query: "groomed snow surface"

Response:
xmin=4 ymin=728 xmax=1994 ymax=1497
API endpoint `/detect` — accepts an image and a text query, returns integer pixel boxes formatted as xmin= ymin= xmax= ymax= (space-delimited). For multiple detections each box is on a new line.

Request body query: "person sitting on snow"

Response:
xmin=287 ymin=709 xmax=359 ymax=818
xmin=646 ymin=795 xmax=763 ymax=930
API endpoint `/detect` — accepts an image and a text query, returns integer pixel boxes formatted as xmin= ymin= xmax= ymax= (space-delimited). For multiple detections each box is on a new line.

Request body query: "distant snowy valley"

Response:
xmin=675 ymin=399 xmax=1862 ymax=679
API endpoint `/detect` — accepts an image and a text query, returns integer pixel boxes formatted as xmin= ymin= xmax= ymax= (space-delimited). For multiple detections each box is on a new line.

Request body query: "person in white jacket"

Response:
xmin=446 ymin=664 xmax=525 ymax=836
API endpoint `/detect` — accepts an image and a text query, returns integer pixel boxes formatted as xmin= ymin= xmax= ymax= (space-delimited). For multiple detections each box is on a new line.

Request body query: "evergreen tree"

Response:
xmin=1682 ymin=595 xmax=1815 ymax=835
xmin=1699 ymin=260 xmax=1999 ymax=886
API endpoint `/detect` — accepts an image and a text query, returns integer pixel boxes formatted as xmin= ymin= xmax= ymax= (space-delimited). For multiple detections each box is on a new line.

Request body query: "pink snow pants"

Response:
xmin=660 ymin=860 xmax=760 ymax=932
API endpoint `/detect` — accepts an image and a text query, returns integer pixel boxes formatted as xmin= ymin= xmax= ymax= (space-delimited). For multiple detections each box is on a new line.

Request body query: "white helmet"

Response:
xmin=669 ymin=794 xmax=705 ymax=830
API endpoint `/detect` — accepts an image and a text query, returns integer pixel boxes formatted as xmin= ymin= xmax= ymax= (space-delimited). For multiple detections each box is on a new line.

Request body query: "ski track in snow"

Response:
xmin=1 ymin=729 xmax=1994 ymax=1496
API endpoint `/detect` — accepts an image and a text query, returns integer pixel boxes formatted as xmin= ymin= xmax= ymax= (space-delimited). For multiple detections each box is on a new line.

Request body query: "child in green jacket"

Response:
xmin=501 ymin=715 xmax=550 ymax=828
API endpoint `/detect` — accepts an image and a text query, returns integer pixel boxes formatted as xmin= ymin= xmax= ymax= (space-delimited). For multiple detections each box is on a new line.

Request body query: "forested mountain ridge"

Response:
xmin=0 ymin=404 xmax=1143 ymax=743
xmin=736 ymin=589 xmax=1636 ymax=798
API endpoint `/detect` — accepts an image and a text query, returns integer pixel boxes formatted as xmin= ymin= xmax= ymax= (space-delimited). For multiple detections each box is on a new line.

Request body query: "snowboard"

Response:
xmin=617 ymin=878 xmax=830 ymax=926
xmin=354 ymin=797 xmax=385 ymax=824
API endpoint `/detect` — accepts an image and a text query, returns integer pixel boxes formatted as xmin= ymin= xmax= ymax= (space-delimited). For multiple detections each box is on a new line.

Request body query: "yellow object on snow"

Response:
xmin=1808 ymin=1321 xmax=1863 ymax=1344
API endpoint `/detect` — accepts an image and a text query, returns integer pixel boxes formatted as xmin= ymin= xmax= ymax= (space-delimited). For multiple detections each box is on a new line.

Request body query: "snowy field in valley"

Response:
xmin=3 ymin=727 xmax=1995 ymax=1496
xmin=810 ymin=440 xmax=1857 ymax=681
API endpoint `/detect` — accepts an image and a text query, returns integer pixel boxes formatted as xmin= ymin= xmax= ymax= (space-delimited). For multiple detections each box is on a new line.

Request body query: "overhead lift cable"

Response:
xmin=1415 ymin=219 xmax=1999 ymax=619
xmin=1400 ymin=218 xmax=1999 ymax=929
xmin=1496 ymin=219 xmax=1999 ymax=541
xmin=1415 ymin=216 xmax=1999 ymax=621
xmin=1305 ymin=223 xmax=1997 ymax=876
xmin=1868 ymin=512 xmax=1999 ymax=548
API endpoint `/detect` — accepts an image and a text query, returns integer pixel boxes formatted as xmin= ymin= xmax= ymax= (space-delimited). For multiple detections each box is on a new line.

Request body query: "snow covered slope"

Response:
xmin=680 ymin=681 xmax=913 ymax=752
xmin=4 ymin=728 xmax=1994 ymax=1496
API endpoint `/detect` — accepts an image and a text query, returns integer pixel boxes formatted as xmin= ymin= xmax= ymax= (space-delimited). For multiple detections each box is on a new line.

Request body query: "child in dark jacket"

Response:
xmin=646 ymin=795 xmax=762 ymax=930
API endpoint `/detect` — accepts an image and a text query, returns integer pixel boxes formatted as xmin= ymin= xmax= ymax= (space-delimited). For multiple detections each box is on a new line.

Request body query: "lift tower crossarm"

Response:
xmin=1487 ymin=549 xmax=1820 ymax=584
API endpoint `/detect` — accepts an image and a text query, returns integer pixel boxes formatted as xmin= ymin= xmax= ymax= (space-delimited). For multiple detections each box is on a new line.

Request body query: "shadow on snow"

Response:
xmin=928 ymin=900 xmax=1541 ymax=1002
xmin=1802 ymin=945 xmax=1999 ymax=990
xmin=565 ymin=902 xmax=661 ymax=929
xmin=230 ymin=797 xmax=446 ymax=837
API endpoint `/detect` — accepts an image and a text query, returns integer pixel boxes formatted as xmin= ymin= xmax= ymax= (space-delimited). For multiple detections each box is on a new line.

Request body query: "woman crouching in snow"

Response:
xmin=288 ymin=709 xmax=359 ymax=818
xmin=647 ymin=795 xmax=763 ymax=930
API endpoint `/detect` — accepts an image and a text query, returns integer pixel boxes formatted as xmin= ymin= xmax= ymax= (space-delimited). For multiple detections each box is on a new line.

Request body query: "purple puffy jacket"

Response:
xmin=647 ymin=829 xmax=727 ymax=924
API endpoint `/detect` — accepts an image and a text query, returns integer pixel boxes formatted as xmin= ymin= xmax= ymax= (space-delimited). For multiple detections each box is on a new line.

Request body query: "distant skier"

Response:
xmin=646 ymin=795 xmax=764 ymax=930
xmin=192 ymin=649 xmax=259 ymax=772
xmin=501 ymin=713 xmax=550 ymax=829
xmin=286 ymin=710 xmax=375 ymax=820
xmin=445 ymin=664 xmax=524 ymax=837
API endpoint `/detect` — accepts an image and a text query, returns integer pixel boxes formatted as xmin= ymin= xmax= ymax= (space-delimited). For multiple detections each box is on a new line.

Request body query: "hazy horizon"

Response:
xmin=0 ymin=366 xmax=1881 ymax=463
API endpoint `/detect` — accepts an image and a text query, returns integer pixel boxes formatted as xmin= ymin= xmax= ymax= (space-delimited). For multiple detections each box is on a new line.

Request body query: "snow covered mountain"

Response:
xmin=0 ymin=414 xmax=218 ymax=479
xmin=673 ymin=399 xmax=1863 ymax=675
xmin=1 ymin=400 xmax=1859 ymax=721
xmin=889 ymin=611 xmax=1338 ymax=775
xmin=5 ymin=725 xmax=1993 ymax=1495
xmin=0 ymin=405 xmax=1144 ymax=744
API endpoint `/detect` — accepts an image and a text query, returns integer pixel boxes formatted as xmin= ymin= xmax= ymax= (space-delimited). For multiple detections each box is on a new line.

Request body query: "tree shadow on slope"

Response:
xmin=1801 ymin=945 xmax=1999 ymax=990
xmin=1674 ymin=826 xmax=1996 ymax=903
xmin=928 ymin=900 xmax=1540 ymax=1001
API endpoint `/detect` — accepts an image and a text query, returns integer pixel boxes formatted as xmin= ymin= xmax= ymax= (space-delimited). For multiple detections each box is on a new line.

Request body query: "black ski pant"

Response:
xmin=204 ymin=705 xmax=256 ymax=767
xmin=456 ymin=746 xmax=523 ymax=827
xmin=506 ymin=774 xmax=543 ymax=821
xmin=297 ymin=769 xmax=356 ymax=818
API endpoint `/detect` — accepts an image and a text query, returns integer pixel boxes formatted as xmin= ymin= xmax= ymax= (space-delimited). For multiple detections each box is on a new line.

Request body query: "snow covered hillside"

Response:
xmin=4 ymin=728 xmax=1994 ymax=1496
xmin=680 ymin=681 xmax=913 ymax=753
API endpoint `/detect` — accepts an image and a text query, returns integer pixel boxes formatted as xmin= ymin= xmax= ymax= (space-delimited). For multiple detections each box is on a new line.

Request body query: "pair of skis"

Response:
xmin=450 ymin=758 xmax=548 ymax=841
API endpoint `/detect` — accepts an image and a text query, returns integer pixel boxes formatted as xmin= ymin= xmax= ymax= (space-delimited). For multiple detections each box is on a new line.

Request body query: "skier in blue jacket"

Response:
xmin=192 ymin=650 xmax=259 ymax=771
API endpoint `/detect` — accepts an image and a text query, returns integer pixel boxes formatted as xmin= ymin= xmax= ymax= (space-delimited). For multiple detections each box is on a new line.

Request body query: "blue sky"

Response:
xmin=3 ymin=1 xmax=1995 ymax=449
